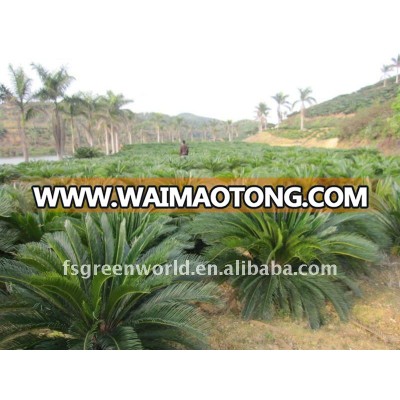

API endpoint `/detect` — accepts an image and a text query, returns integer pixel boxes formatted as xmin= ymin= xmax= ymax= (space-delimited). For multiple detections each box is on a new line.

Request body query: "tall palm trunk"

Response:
xmin=70 ymin=118 xmax=76 ymax=154
xmin=110 ymin=123 xmax=115 ymax=154
xmin=105 ymin=126 xmax=109 ymax=155
xmin=18 ymin=115 xmax=29 ymax=162
xmin=53 ymin=109 xmax=63 ymax=160
xmin=60 ymin=117 xmax=66 ymax=158
xmin=85 ymin=121 xmax=94 ymax=147
xmin=156 ymin=125 xmax=160 ymax=143
xmin=300 ymin=105 xmax=305 ymax=131
xmin=76 ymin=126 xmax=81 ymax=148
xmin=277 ymin=105 xmax=282 ymax=127
xmin=115 ymin=129 xmax=120 ymax=152
xmin=228 ymin=127 xmax=232 ymax=142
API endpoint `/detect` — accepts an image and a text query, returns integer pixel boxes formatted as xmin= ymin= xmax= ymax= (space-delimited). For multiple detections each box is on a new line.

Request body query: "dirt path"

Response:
xmin=244 ymin=131 xmax=339 ymax=149
xmin=208 ymin=264 xmax=400 ymax=349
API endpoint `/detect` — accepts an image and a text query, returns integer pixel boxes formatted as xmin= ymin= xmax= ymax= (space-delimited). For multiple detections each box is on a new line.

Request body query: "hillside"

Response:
xmin=300 ymin=76 xmax=399 ymax=117
xmin=247 ymin=78 xmax=400 ymax=153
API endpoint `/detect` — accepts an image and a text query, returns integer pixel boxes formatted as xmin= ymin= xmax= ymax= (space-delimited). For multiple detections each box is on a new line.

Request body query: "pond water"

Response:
xmin=0 ymin=155 xmax=59 ymax=165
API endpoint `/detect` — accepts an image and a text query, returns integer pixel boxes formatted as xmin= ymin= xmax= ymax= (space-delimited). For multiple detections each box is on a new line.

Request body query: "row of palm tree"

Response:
xmin=256 ymin=87 xmax=316 ymax=132
xmin=0 ymin=64 xmax=135 ymax=162
xmin=0 ymin=64 xmax=248 ymax=160
xmin=380 ymin=54 xmax=400 ymax=86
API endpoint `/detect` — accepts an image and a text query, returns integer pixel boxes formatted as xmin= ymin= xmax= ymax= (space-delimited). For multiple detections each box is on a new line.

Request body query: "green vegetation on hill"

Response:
xmin=275 ymin=80 xmax=400 ymax=145
xmin=305 ymin=77 xmax=399 ymax=117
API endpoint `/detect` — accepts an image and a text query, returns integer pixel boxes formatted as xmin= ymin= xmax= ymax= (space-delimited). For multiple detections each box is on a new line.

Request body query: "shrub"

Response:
xmin=74 ymin=146 xmax=104 ymax=159
xmin=0 ymin=213 xmax=220 ymax=349
xmin=190 ymin=212 xmax=380 ymax=328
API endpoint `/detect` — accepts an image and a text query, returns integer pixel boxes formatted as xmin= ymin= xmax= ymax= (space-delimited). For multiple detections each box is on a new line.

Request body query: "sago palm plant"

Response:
xmin=190 ymin=211 xmax=380 ymax=328
xmin=371 ymin=179 xmax=400 ymax=255
xmin=0 ymin=185 xmax=67 ymax=256
xmin=0 ymin=213 xmax=219 ymax=349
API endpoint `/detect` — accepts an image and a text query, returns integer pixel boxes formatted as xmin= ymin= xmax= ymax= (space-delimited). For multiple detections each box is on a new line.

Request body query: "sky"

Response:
xmin=1 ymin=0 xmax=399 ymax=122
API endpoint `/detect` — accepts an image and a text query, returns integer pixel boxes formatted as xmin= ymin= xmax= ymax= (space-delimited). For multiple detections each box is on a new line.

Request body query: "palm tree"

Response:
xmin=79 ymin=93 xmax=102 ymax=148
xmin=0 ymin=213 xmax=219 ymax=349
xmin=62 ymin=94 xmax=85 ymax=153
xmin=32 ymin=64 xmax=75 ymax=159
xmin=293 ymin=87 xmax=316 ymax=131
xmin=122 ymin=109 xmax=136 ymax=145
xmin=271 ymin=92 xmax=291 ymax=126
xmin=152 ymin=113 xmax=165 ymax=143
xmin=209 ymin=120 xmax=220 ymax=142
xmin=380 ymin=65 xmax=392 ymax=87
xmin=4 ymin=65 xmax=36 ymax=162
xmin=255 ymin=102 xmax=270 ymax=133
xmin=100 ymin=91 xmax=133 ymax=153
xmin=391 ymin=55 xmax=400 ymax=84
xmin=174 ymin=116 xmax=184 ymax=142
xmin=226 ymin=119 xmax=234 ymax=142
xmin=190 ymin=211 xmax=379 ymax=328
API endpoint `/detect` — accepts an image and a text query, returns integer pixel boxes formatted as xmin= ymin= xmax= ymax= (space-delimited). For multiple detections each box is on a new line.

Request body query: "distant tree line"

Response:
xmin=0 ymin=64 xmax=256 ymax=161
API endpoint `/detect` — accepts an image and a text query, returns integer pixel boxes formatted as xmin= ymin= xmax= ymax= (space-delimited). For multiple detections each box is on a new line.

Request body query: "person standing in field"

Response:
xmin=180 ymin=140 xmax=189 ymax=157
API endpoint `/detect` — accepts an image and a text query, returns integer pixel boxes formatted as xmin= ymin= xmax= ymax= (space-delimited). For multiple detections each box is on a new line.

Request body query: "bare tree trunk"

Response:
xmin=277 ymin=106 xmax=282 ymax=127
xmin=105 ymin=126 xmax=109 ymax=155
xmin=141 ymin=129 xmax=144 ymax=143
xmin=111 ymin=125 xmax=115 ymax=154
xmin=77 ymin=124 xmax=81 ymax=148
xmin=88 ymin=120 xmax=94 ymax=147
xmin=19 ymin=115 xmax=29 ymax=162
xmin=52 ymin=110 xmax=62 ymax=160
xmin=70 ymin=118 xmax=76 ymax=154
xmin=115 ymin=129 xmax=120 ymax=152
xmin=157 ymin=125 xmax=160 ymax=143
xmin=61 ymin=118 xmax=66 ymax=157
xmin=85 ymin=123 xmax=94 ymax=147
xmin=300 ymin=106 xmax=305 ymax=131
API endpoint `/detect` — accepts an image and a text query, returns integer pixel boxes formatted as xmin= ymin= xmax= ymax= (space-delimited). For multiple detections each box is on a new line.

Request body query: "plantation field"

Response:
xmin=1 ymin=142 xmax=400 ymax=182
xmin=0 ymin=142 xmax=400 ymax=349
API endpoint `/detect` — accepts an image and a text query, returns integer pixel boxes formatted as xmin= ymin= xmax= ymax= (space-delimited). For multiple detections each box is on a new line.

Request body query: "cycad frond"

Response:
xmin=0 ymin=213 xmax=218 ymax=349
